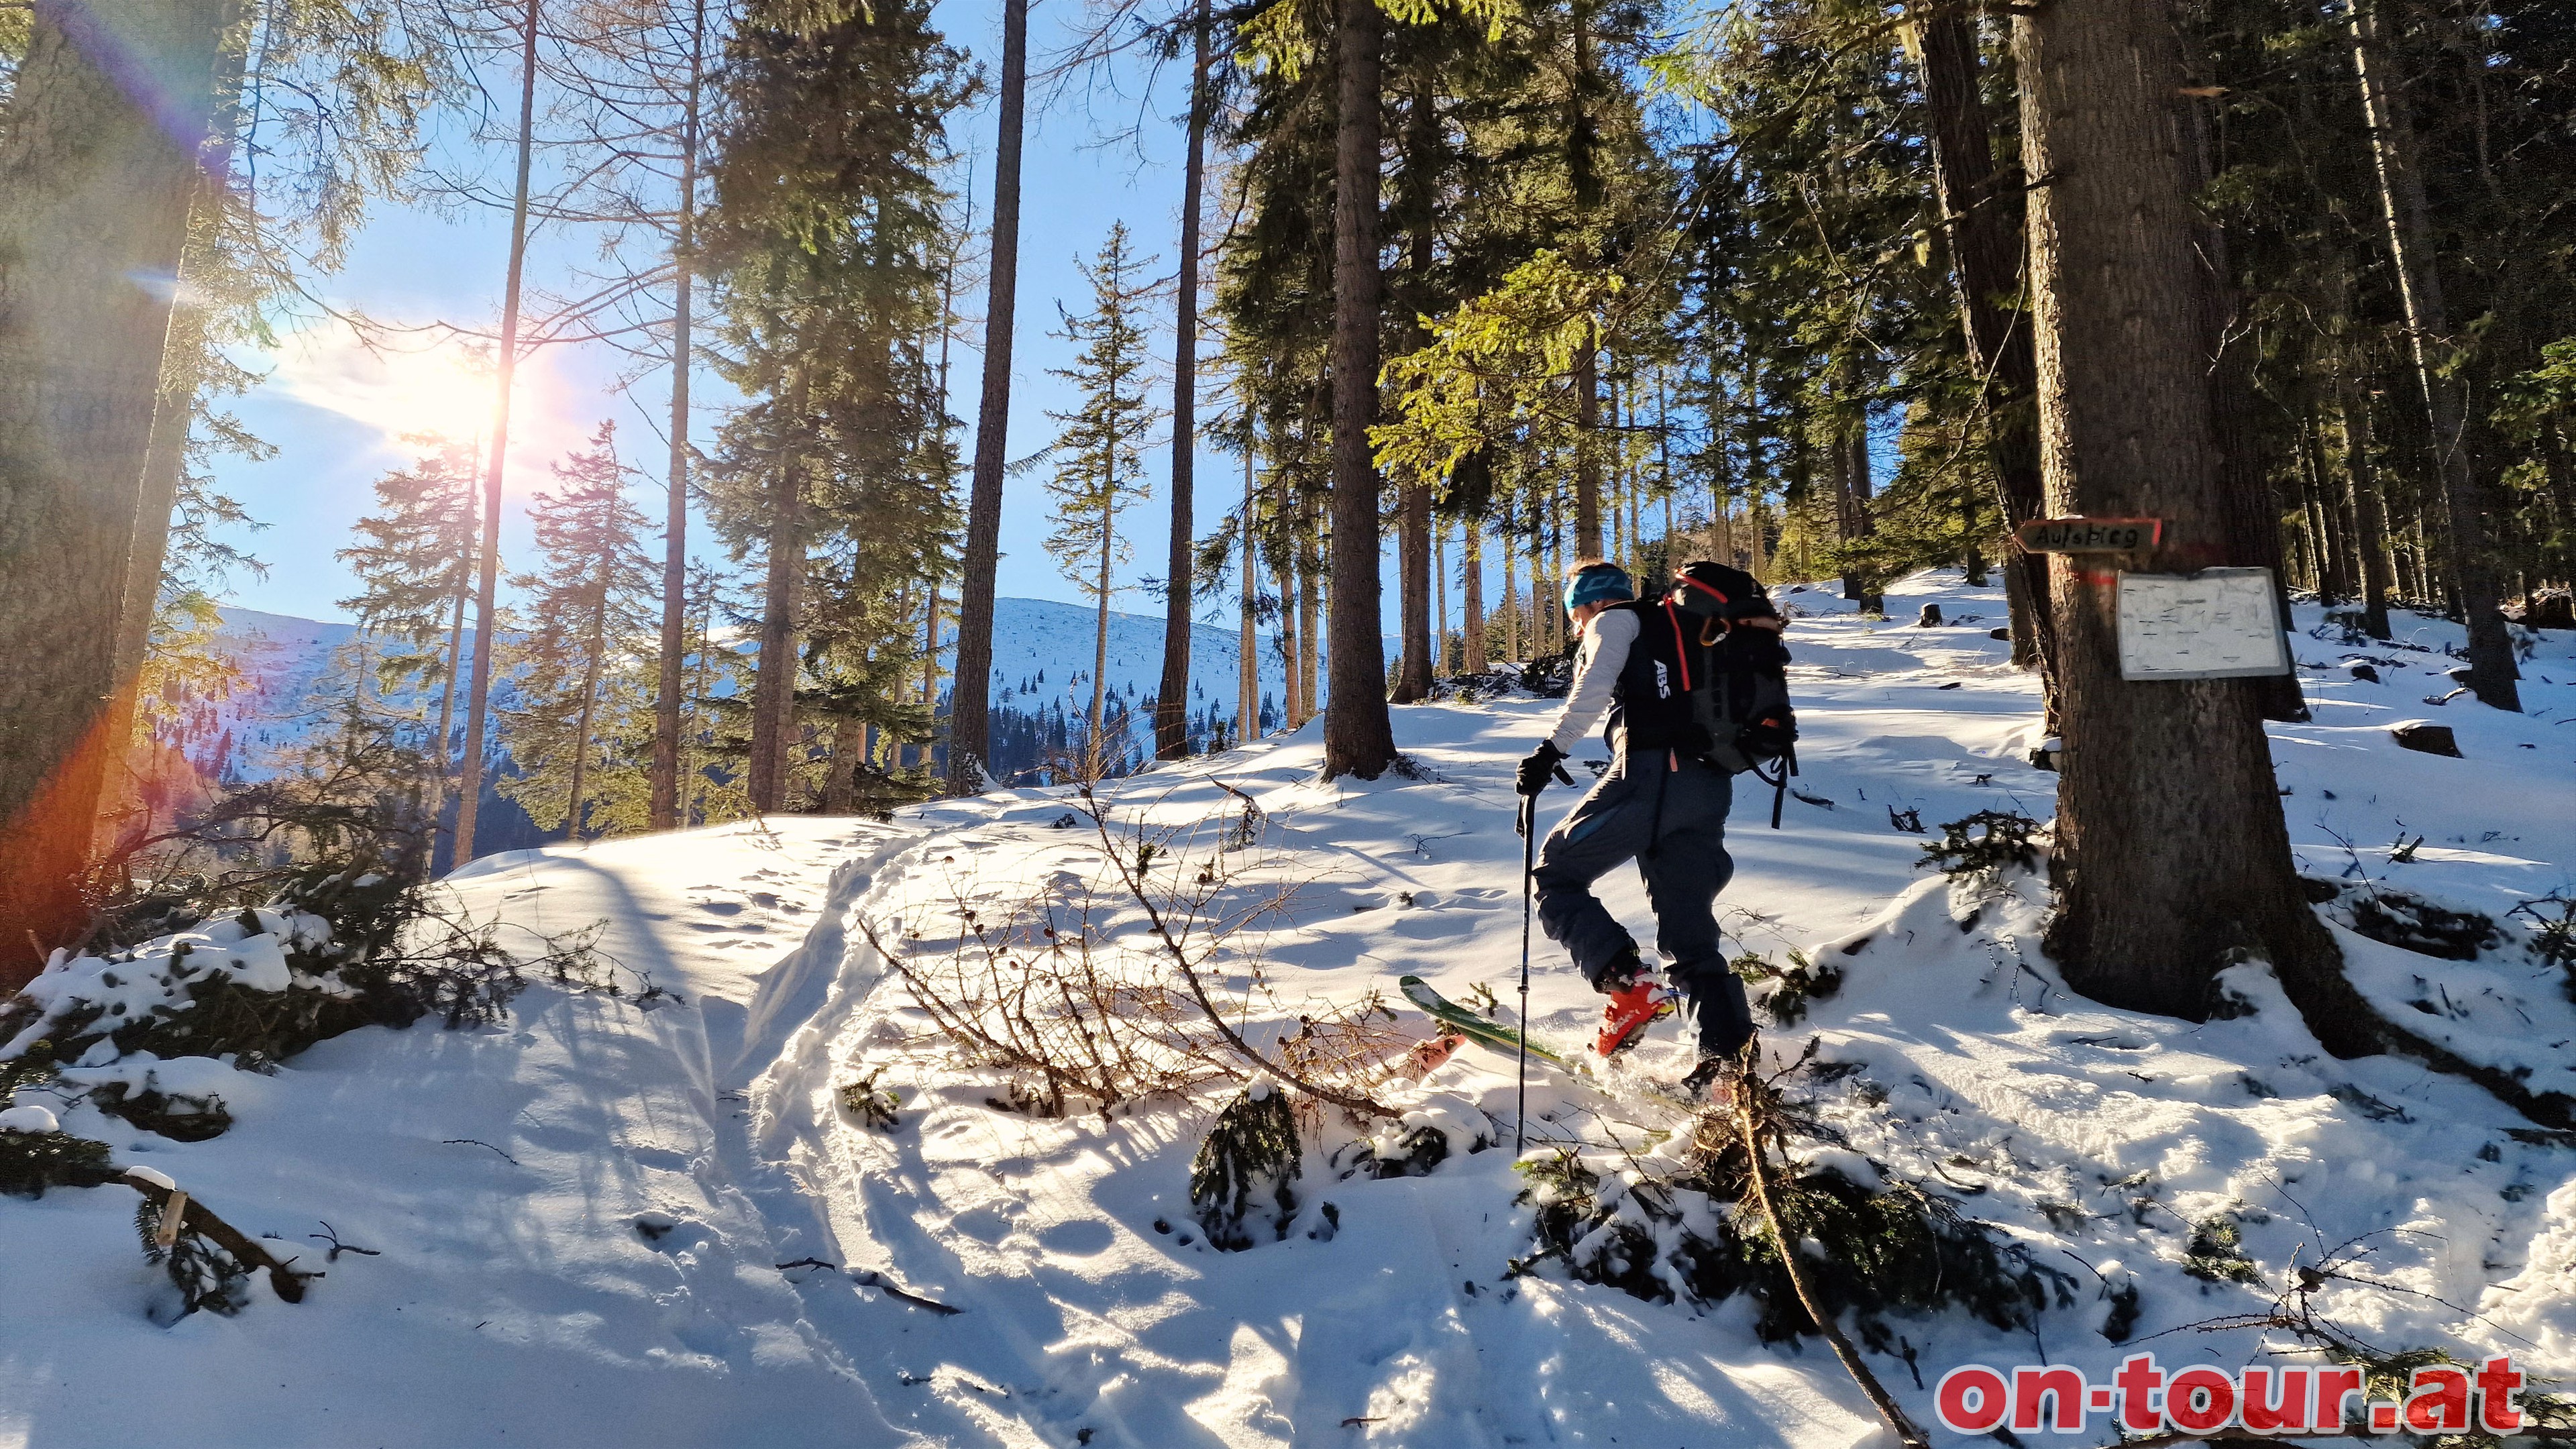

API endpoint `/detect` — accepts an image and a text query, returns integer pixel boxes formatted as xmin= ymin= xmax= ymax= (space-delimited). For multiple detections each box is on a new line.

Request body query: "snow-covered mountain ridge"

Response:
xmin=163 ymin=598 xmax=1308 ymax=786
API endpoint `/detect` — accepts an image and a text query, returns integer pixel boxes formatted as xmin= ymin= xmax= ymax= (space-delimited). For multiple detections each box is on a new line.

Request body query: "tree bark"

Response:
xmin=1462 ymin=517 xmax=1485 ymax=672
xmin=1297 ymin=501 xmax=1320 ymax=724
xmin=1322 ymin=0 xmax=1395 ymax=777
xmin=1912 ymin=6 xmax=2056 ymax=699
xmin=650 ymin=0 xmax=708 ymax=832
xmin=1089 ymin=471 xmax=1114 ymax=775
xmin=0 ymin=0 xmax=235 ymax=973
xmin=1275 ymin=538 xmax=1300 ymax=729
xmin=1394 ymin=483 xmax=1431 ymax=700
xmin=454 ymin=0 xmax=543 ymax=866
xmin=2018 ymin=0 xmax=2339 ymax=1021
xmin=1155 ymin=0 xmax=1211 ymax=761
xmin=948 ymin=0 xmax=1030 ymax=792
xmin=2349 ymin=0 xmax=2519 ymax=709
xmin=1238 ymin=439 xmax=1258 ymax=741
xmin=747 ymin=371 xmax=808 ymax=812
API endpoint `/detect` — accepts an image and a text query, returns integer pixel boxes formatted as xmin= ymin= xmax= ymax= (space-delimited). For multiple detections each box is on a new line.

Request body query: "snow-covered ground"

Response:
xmin=6 ymin=570 xmax=2573 ymax=1448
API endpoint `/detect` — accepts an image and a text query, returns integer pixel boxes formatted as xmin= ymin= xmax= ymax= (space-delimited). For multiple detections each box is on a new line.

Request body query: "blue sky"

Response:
xmin=209 ymin=0 xmax=1277 ymax=631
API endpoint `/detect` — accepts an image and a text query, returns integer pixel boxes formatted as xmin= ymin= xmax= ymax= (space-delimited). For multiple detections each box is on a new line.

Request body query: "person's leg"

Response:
xmin=1638 ymin=761 xmax=1755 ymax=1059
xmin=1532 ymin=764 xmax=1653 ymax=988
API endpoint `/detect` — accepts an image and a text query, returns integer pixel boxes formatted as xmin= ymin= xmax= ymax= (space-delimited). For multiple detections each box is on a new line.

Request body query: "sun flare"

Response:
xmin=270 ymin=323 xmax=508 ymax=450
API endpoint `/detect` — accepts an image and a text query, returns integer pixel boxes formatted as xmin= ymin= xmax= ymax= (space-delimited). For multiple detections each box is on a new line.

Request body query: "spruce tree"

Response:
xmin=1041 ymin=223 xmax=1161 ymax=780
xmin=498 ymin=423 xmax=658 ymax=839
xmin=336 ymin=437 xmax=481 ymax=834
xmin=701 ymin=0 xmax=965 ymax=812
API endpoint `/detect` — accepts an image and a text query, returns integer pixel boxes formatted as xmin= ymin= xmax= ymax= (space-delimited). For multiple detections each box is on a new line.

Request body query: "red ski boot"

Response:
xmin=1595 ymin=975 xmax=1676 ymax=1057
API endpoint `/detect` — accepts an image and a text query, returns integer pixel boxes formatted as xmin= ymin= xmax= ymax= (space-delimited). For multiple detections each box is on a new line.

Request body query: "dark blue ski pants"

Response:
xmin=1532 ymin=748 xmax=1756 ymax=1059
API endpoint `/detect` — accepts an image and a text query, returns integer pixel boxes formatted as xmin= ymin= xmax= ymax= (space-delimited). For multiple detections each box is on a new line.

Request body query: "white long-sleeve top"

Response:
xmin=1543 ymin=607 xmax=1639 ymax=754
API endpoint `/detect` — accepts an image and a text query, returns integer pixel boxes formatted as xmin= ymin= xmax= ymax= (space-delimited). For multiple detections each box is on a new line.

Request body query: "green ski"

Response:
xmin=1399 ymin=974 xmax=1586 ymax=1074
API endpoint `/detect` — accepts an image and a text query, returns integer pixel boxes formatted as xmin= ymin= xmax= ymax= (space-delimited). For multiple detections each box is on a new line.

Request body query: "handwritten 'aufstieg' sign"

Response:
xmin=2014 ymin=517 xmax=2165 ymax=553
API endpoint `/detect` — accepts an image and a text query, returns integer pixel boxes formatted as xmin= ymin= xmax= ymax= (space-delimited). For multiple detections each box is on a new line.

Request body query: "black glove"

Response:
xmin=1516 ymin=740 xmax=1570 ymax=797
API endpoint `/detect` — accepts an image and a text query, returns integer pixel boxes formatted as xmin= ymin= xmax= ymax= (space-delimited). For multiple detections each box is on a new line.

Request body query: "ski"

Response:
xmin=1398 ymin=974 xmax=1586 ymax=1074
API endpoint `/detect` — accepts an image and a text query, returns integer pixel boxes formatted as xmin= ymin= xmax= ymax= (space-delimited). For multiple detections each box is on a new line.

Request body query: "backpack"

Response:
xmin=1663 ymin=561 xmax=1801 ymax=825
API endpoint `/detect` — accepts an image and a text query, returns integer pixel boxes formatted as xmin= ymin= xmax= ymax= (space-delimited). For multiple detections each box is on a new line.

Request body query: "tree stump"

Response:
xmin=2390 ymin=722 xmax=2461 ymax=757
xmin=1917 ymin=604 xmax=1943 ymax=627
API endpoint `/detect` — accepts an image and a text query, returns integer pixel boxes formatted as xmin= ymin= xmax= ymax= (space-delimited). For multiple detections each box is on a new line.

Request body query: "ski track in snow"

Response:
xmin=5 ymin=569 xmax=2573 ymax=1448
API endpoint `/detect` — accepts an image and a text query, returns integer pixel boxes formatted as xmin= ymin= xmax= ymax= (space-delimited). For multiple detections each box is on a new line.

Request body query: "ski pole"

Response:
xmin=1515 ymin=792 xmax=1536 ymax=1153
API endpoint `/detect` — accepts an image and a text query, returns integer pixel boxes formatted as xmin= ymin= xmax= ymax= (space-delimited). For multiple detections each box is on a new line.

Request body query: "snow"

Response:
xmin=0 ymin=1104 xmax=58 ymax=1134
xmin=3 ymin=570 xmax=2571 ymax=1446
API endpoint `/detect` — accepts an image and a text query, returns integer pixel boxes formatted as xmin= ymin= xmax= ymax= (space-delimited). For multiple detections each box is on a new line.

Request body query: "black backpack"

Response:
xmin=1665 ymin=561 xmax=1801 ymax=826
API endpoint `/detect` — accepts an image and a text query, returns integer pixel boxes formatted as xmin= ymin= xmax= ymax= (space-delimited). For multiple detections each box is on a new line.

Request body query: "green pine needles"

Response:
xmin=1513 ymin=1083 xmax=2073 ymax=1345
xmin=1042 ymin=222 xmax=1163 ymax=780
xmin=1189 ymin=1084 xmax=1302 ymax=1251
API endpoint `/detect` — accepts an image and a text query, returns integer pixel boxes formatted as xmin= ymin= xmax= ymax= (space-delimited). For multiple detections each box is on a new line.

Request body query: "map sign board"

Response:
xmin=2116 ymin=568 xmax=2290 ymax=680
xmin=2015 ymin=517 xmax=2164 ymax=553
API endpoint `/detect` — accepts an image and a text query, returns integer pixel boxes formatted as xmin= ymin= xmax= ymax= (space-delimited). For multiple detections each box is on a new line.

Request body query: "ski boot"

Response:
xmin=1593 ymin=951 xmax=1675 ymax=1057
xmin=1678 ymin=1053 xmax=1739 ymax=1109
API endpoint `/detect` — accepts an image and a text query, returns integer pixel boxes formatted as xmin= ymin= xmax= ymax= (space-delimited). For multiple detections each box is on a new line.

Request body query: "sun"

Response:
xmin=372 ymin=343 xmax=497 ymax=446
xmin=270 ymin=323 xmax=503 ymax=450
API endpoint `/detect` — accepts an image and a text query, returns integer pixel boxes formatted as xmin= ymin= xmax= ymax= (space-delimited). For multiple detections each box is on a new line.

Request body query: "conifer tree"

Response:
xmin=1042 ymin=223 xmax=1161 ymax=779
xmin=700 ymin=0 xmax=967 ymax=812
xmin=336 ymin=437 xmax=481 ymax=829
xmin=498 ymin=423 xmax=657 ymax=839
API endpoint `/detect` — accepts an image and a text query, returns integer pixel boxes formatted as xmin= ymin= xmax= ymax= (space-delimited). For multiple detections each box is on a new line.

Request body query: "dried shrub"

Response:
xmin=870 ymin=790 xmax=1403 ymax=1124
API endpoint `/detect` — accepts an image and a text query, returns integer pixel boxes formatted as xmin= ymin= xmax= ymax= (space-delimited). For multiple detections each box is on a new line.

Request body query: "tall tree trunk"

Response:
xmin=568 ymin=637 xmax=604 ymax=841
xmin=2349 ymin=0 xmax=2519 ymax=710
xmin=1462 ymin=519 xmax=1486 ymax=672
xmin=1238 ymin=439 xmax=1258 ymax=740
xmin=948 ymin=0 xmax=1030 ymax=791
xmin=1394 ymin=484 xmax=1431 ymax=700
xmin=1322 ymin=0 xmax=1396 ymax=777
xmin=1574 ymin=352 xmax=1603 ymax=556
xmin=2306 ymin=416 xmax=2347 ymax=602
xmin=820 ymin=718 xmax=857 ymax=812
xmin=1434 ymin=519 xmax=1449 ymax=676
xmin=1297 ymin=512 xmax=1320 ymax=725
xmin=747 ymin=372 xmax=808 ymax=811
xmin=2017 ymin=0 xmax=2337 ymax=1023
xmin=0 ymin=0 xmax=237 ymax=971
xmin=1155 ymin=0 xmax=1211 ymax=760
xmin=454 ymin=0 xmax=543 ymax=866
xmin=2337 ymin=384 xmax=2394 ymax=640
xmin=1091 ymin=479 xmax=1114 ymax=774
xmin=431 ymin=563 xmax=468 ymax=853
xmin=1502 ymin=515 xmax=1519 ymax=661
xmin=1832 ymin=420 xmax=1883 ymax=613
xmin=1275 ymin=546 xmax=1299 ymax=728
xmin=650 ymin=0 xmax=708 ymax=831
xmin=99 ymin=222 xmax=208 ymax=860
xmin=1912 ymin=6 xmax=2057 ymax=699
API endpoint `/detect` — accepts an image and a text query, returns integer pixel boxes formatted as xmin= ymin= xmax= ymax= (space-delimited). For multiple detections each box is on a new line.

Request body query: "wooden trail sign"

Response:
xmin=2015 ymin=517 xmax=2164 ymax=553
